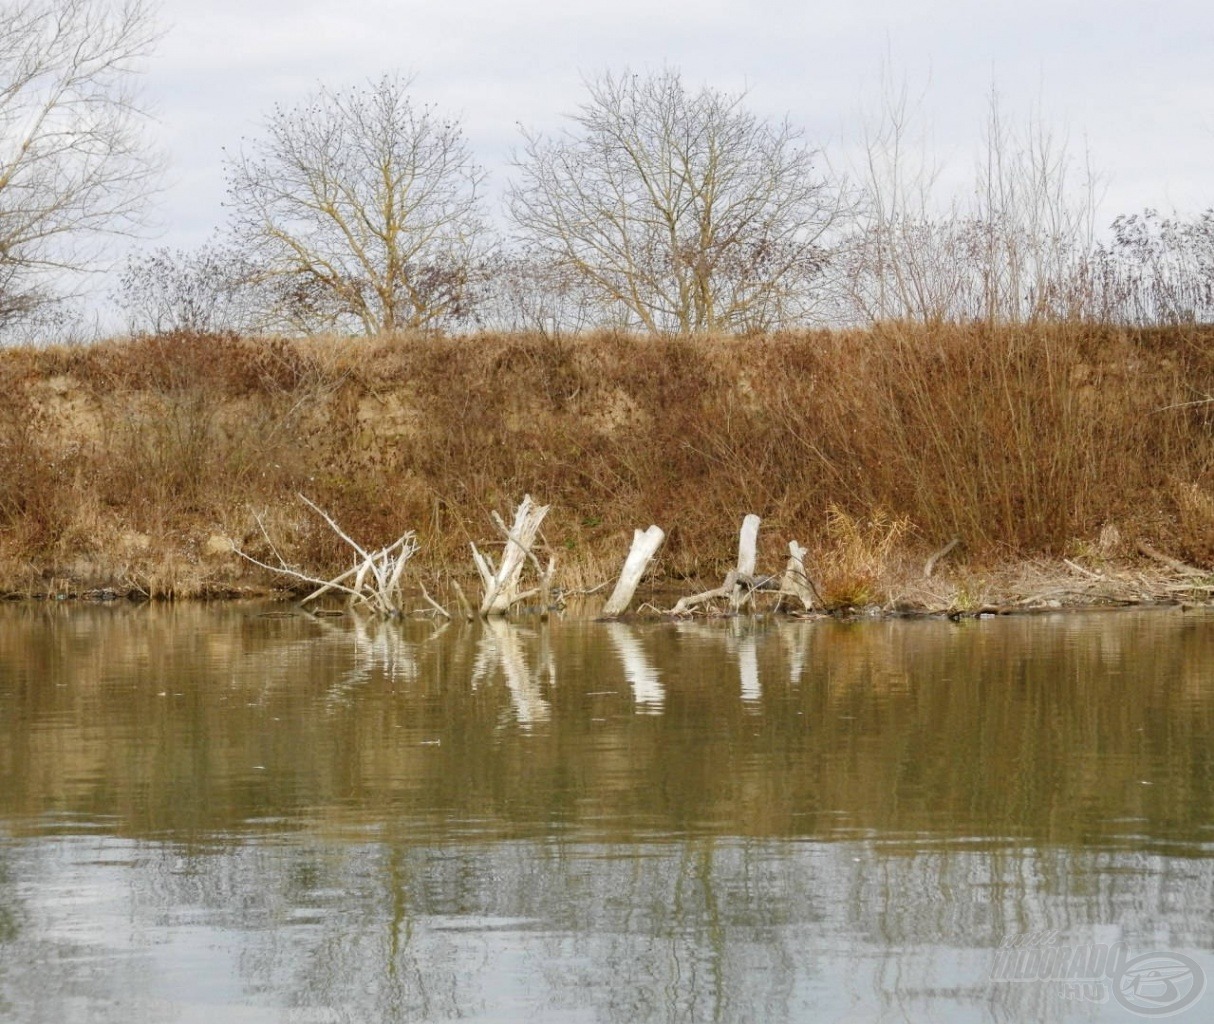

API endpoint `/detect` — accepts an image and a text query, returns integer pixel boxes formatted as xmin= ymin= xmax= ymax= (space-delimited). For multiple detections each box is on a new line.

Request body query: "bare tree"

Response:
xmin=0 ymin=0 xmax=161 ymax=333
xmin=223 ymin=74 xmax=489 ymax=336
xmin=508 ymin=69 xmax=839 ymax=335
xmin=476 ymin=249 xmax=626 ymax=335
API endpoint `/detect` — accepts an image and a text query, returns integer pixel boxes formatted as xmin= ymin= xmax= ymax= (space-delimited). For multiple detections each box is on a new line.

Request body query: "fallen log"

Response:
xmin=1136 ymin=540 xmax=1206 ymax=576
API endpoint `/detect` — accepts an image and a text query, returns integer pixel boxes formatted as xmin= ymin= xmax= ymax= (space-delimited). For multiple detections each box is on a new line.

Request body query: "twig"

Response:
xmin=1063 ymin=557 xmax=1104 ymax=580
xmin=233 ymin=544 xmax=363 ymax=600
xmin=569 ymin=579 xmax=611 ymax=596
xmin=418 ymin=581 xmax=451 ymax=618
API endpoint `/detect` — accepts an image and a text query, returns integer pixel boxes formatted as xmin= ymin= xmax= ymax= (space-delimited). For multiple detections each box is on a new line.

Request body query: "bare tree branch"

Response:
xmin=0 ymin=0 xmax=162 ymax=331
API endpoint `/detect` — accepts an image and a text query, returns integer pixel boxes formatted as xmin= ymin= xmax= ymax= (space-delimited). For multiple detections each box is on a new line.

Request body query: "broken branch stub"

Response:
xmin=730 ymin=514 xmax=763 ymax=610
xmin=737 ymin=514 xmax=761 ymax=576
xmin=779 ymin=540 xmax=817 ymax=610
xmin=670 ymin=513 xmax=765 ymax=615
xmin=603 ymin=525 xmax=666 ymax=618
xmin=470 ymin=494 xmax=552 ymax=616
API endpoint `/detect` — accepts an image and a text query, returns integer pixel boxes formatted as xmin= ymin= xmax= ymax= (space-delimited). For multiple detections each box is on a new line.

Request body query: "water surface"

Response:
xmin=1 ymin=604 xmax=1212 ymax=1021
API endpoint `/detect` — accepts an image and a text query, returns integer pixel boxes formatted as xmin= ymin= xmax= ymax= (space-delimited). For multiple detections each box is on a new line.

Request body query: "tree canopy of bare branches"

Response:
xmin=223 ymin=74 xmax=489 ymax=336
xmin=0 ymin=0 xmax=160 ymax=332
xmin=508 ymin=69 xmax=839 ymax=335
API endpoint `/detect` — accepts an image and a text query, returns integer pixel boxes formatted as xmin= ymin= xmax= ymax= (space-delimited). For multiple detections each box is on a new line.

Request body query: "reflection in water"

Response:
xmin=1 ymin=604 xmax=1214 ymax=1022
xmin=472 ymin=617 xmax=553 ymax=726
xmin=735 ymin=633 xmax=761 ymax=704
xmin=608 ymin=622 xmax=664 ymax=712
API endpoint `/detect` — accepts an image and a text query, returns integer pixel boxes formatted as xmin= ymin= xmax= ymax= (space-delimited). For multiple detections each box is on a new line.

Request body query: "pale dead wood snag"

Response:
xmin=233 ymin=494 xmax=419 ymax=616
xmin=602 ymin=525 xmax=666 ymax=618
xmin=470 ymin=494 xmax=553 ymax=616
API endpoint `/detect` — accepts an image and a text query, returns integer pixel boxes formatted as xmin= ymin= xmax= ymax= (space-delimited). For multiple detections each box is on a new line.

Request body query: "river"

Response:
xmin=1 ymin=603 xmax=1211 ymax=1022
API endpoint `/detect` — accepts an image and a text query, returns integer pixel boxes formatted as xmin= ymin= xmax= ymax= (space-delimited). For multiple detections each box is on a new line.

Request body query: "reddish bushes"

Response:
xmin=3 ymin=324 xmax=1214 ymax=594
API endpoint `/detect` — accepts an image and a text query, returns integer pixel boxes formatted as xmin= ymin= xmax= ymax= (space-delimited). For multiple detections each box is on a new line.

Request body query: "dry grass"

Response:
xmin=4 ymin=324 xmax=1214 ymax=603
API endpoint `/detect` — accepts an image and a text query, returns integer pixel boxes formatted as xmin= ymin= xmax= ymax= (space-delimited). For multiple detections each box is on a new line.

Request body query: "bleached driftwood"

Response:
xmin=602 ymin=525 xmax=666 ymax=617
xmin=924 ymin=536 xmax=960 ymax=578
xmin=470 ymin=494 xmax=553 ymax=616
xmin=779 ymin=540 xmax=817 ymax=610
xmin=737 ymin=514 xmax=761 ymax=576
xmin=670 ymin=570 xmax=740 ymax=616
xmin=233 ymin=495 xmax=419 ymax=616
xmin=671 ymin=514 xmax=778 ymax=615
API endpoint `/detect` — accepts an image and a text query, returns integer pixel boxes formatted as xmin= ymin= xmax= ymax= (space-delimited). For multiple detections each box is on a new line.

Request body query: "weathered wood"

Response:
xmin=602 ymin=525 xmax=666 ymax=617
xmin=470 ymin=494 xmax=552 ymax=616
xmin=736 ymin=514 xmax=761 ymax=576
xmin=1136 ymin=540 xmax=1205 ymax=576
xmin=669 ymin=514 xmax=772 ymax=615
xmin=923 ymin=537 xmax=960 ymax=578
xmin=233 ymin=498 xmax=419 ymax=616
xmin=729 ymin=514 xmax=763 ymax=610
xmin=779 ymin=540 xmax=817 ymax=610
xmin=671 ymin=570 xmax=739 ymax=615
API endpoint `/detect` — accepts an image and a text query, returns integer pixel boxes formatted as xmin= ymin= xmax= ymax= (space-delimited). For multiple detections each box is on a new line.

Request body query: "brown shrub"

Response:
xmin=4 ymin=323 xmax=1214 ymax=592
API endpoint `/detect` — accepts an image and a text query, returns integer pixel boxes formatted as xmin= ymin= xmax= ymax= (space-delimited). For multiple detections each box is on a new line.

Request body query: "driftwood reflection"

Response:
xmin=676 ymin=619 xmax=771 ymax=705
xmin=606 ymin=622 xmax=664 ymax=712
xmin=776 ymin=620 xmax=810 ymax=687
xmin=471 ymin=618 xmax=554 ymax=727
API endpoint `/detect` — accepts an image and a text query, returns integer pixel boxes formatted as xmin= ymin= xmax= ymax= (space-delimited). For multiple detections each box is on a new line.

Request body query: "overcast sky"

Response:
xmin=140 ymin=0 xmax=1212 ymax=258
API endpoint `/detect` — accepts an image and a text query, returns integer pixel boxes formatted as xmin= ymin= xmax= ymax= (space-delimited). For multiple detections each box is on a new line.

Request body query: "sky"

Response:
xmin=122 ymin=0 xmax=1214 ymax=299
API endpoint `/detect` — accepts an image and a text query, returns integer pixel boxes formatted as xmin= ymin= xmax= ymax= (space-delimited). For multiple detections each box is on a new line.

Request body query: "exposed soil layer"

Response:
xmin=4 ymin=325 xmax=1214 ymax=612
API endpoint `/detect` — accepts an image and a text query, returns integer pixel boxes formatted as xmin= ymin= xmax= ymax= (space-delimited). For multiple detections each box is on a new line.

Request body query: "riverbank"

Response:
xmin=4 ymin=324 xmax=1214 ymax=613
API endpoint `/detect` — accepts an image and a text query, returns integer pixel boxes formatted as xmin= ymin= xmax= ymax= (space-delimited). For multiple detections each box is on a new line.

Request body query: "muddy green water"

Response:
xmin=1 ymin=604 xmax=1212 ymax=1023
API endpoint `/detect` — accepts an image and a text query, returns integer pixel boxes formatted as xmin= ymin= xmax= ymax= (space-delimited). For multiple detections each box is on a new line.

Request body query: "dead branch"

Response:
xmin=233 ymin=499 xmax=419 ymax=615
xmin=923 ymin=537 xmax=960 ymax=578
xmin=471 ymin=494 xmax=552 ymax=616
xmin=1136 ymin=541 xmax=1206 ymax=577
